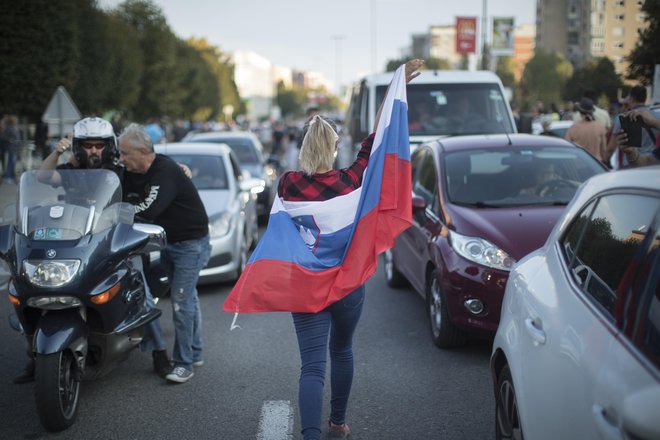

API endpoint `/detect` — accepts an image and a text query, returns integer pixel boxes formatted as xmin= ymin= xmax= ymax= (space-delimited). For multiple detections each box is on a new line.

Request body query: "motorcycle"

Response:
xmin=0 ymin=169 xmax=166 ymax=432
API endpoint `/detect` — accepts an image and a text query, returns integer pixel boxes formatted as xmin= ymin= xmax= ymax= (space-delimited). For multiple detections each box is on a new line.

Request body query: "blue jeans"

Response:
xmin=292 ymin=286 xmax=365 ymax=440
xmin=160 ymin=235 xmax=211 ymax=370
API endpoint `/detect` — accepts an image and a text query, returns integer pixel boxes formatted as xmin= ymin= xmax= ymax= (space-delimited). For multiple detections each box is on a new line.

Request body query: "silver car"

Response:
xmin=491 ymin=166 xmax=660 ymax=440
xmin=183 ymin=131 xmax=278 ymax=220
xmin=155 ymin=142 xmax=262 ymax=285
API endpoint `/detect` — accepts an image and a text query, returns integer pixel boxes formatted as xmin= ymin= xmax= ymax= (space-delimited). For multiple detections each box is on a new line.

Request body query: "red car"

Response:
xmin=384 ymin=134 xmax=608 ymax=348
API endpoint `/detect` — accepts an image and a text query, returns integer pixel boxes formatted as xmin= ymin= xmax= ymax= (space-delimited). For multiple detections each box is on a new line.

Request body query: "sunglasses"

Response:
xmin=81 ymin=142 xmax=105 ymax=150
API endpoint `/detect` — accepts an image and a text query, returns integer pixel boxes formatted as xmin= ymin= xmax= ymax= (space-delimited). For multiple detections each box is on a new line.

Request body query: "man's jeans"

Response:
xmin=292 ymin=286 xmax=365 ymax=440
xmin=161 ymin=234 xmax=211 ymax=370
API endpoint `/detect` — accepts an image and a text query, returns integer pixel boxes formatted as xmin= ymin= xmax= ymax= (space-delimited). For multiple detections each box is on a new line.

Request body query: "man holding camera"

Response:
xmin=616 ymin=108 xmax=660 ymax=167
xmin=607 ymin=86 xmax=656 ymax=168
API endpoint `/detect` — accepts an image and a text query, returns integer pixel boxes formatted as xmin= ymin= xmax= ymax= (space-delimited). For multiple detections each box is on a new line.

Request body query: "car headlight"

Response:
xmin=449 ymin=231 xmax=515 ymax=271
xmin=264 ymin=164 xmax=277 ymax=181
xmin=23 ymin=259 xmax=81 ymax=287
xmin=209 ymin=212 xmax=233 ymax=238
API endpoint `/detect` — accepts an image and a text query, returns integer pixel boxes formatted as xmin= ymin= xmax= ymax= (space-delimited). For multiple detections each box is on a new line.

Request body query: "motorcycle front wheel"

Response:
xmin=35 ymin=351 xmax=81 ymax=432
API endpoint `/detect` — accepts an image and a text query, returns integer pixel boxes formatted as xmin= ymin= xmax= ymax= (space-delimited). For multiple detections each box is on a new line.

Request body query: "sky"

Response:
xmin=99 ymin=0 xmax=536 ymax=92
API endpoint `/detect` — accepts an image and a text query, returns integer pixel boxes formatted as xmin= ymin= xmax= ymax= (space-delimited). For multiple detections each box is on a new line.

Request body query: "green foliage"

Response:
xmin=520 ymin=48 xmax=573 ymax=110
xmin=495 ymin=57 xmax=516 ymax=88
xmin=0 ymin=0 xmax=80 ymax=118
xmin=626 ymin=0 xmax=660 ymax=85
xmin=385 ymin=57 xmax=450 ymax=72
xmin=276 ymin=81 xmax=307 ymax=118
xmin=564 ymin=57 xmax=623 ymax=105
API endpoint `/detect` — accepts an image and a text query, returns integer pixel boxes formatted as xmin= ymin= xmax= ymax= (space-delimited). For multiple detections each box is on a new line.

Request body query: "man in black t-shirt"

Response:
xmin=119 ymin=123 xmax=211 ymax=384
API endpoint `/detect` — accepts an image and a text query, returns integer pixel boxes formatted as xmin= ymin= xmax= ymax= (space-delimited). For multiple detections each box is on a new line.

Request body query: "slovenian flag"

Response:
xmin=222 ymin=64 xmax=412 ymax=315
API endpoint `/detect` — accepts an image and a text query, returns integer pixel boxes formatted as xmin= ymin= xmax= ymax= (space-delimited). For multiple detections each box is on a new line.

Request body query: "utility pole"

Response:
xmin=332 ymin=35 xmax=346 ymax=96
xmin=481 ymin=0 xmax=490 ymax=70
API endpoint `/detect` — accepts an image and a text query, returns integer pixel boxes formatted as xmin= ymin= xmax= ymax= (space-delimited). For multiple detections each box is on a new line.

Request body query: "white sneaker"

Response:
xmin=166 ymin=367 xmax=194 ymax=383
xmin=193 ymin=360 xmax=204 ymax=367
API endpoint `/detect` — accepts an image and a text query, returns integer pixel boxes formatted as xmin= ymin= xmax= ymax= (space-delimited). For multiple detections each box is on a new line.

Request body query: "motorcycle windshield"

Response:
xmin=18 ymin=169 xmax=133 ymax=240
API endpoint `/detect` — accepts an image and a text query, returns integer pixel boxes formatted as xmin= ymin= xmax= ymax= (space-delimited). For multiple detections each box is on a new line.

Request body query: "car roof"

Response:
xmin=429 ymin=133 xmax=578 ymax=153
xmin=360 ymin=69 xmax=503 ymax=86
xmin=577 ymin=165 xmax=660 ymax=194
xmin=155 ymin=142 xmax=232 ymax=156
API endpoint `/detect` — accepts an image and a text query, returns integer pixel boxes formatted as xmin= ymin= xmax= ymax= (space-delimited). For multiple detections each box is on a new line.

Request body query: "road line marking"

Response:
xmin=257 ymin=400 xmax=293 ymax=440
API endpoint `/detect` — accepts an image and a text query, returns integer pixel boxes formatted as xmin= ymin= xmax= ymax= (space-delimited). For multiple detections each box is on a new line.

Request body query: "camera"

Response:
xmin=619 ymin=114 xmax=645 ymax=148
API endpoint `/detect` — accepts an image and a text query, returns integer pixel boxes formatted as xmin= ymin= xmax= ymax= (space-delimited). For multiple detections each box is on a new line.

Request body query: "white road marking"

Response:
xmin=257 ymin=400 xmax=294 ymax=440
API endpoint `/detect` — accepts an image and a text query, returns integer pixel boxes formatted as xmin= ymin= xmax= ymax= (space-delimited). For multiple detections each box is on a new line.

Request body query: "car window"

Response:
xmin=413 ymin=150 xmax=438 ymax=213
xmin=444 ymin=147 xmax=604 ymax=206
xmin=377 ymin=82 xmax=514 ymax=135
xmin=561 ymin=193 xmax=660 ymax=323
xmin=191 ymin=138 xmax=261 ymax=164
xmin=167 ymin=155 xmax=228 ymax=190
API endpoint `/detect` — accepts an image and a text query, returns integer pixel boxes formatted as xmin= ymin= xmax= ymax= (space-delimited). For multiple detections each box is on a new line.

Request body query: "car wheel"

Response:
xmin=383 ymin=249 xmax=407 ymax=288
xmin=496 ymin=364 xmax=524 ymax=440
xmin=426 ymin=270 xmax=467 ymax=348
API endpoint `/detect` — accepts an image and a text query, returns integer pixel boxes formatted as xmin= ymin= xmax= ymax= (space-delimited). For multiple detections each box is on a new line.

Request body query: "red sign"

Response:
xmin=456 ymin=17 xmax=477 ymax=54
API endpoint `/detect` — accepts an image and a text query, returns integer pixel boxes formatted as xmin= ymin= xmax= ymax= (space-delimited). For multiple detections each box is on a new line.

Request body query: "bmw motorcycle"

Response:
xmin=0 ymin=169 xmax=166 ymax=432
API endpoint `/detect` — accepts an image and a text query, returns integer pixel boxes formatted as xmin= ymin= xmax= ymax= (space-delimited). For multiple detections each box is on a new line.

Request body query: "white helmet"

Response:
xmin=72 ymin=117 xmax=118 ymax=167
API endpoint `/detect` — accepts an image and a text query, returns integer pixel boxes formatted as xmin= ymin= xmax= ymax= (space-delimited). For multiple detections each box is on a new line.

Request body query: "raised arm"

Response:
xmin=373 ymin=59 xmax=424 ymax=133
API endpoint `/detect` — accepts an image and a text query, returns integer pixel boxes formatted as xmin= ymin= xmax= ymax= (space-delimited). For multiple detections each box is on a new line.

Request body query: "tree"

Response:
xmin=385 ymin=57 xmax=450 ymax=72
xmin=115 ymin=0 xmax=183 ymax=120
xmin=626 ymin=0 xmax=660 ymax=85
xmin=563 ymin=57 xmax=623 ymax=105
xmin=520 ymin=48 xmax=573 ymax=111
xmin=0 ymin=0 xmax=81 ymax=119
xmin=495 ymin=56 xmax=516 ymax=88
xmin=276 ymin=81 xmax=307 ymax=119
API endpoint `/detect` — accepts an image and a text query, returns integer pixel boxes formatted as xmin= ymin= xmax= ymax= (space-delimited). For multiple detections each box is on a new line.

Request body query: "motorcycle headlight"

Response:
xmin=449 ymin=231 xmax=515 ymax=271
xmin=27 ymin=296 xmax=82 ymax=310
xmin=23 ymin=259 xmax=81 ymax=287
xmin=208 ymin=212 xmax=233 ymax=238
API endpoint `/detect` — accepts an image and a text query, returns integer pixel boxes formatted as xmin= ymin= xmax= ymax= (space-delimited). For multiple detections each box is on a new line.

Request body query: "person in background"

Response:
xmin=565 ymin=97 xmax=607 ymax=163
xmin=539 ymin=115 xmax=559 ymax=137
xmin=2 ymin=115 xmax=19 ymax=184
xmin=118 ymin=124 xmax=211 ymax=384
xmin=277 ymin=59 xmax=423 ymax=440
xmin=573 ymin=90 xmax=611 ymax=131
xmin=144 ymin=117 xmax=166 ymax=145
xmin=607 ymin=85 xmax=653 ymax=168
xmin=616 ymin=108 xmax=660 ymax=167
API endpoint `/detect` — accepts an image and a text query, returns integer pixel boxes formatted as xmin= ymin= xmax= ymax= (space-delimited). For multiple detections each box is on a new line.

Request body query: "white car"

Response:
xmin=491 ymin=166 xmax=660 ymax=440
xmin=155 ymin=142 xmax=262 ymax=285
xmin=531 ymin=119 xmax=574 ymax=138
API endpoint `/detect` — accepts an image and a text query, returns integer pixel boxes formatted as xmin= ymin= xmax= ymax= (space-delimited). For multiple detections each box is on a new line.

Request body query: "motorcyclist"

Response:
xmin=13 ymin=117 xmax=171 ymax=383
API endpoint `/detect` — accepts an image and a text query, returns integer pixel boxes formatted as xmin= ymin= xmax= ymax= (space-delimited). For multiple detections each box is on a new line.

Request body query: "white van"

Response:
xmin=345 ymin=70 xmax=516 ymax=148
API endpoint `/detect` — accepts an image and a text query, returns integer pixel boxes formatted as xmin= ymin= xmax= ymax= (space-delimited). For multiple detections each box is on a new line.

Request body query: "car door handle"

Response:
xmin=524 ymin=318 xmax=546 ymax=345
xmin=592 ymin=405 xmax=623 ymax=440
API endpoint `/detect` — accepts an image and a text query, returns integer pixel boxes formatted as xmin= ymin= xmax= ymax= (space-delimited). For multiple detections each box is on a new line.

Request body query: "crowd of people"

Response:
xmin=513 ymin=84 xmax=659 ymax=169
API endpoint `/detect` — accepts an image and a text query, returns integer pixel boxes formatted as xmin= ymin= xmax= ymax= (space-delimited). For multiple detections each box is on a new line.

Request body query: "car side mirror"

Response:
xmin=412 ymin=195 xmax=427 ymax=214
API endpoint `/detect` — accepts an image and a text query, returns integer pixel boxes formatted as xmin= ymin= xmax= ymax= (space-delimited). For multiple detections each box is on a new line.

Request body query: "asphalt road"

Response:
xmin=0 ymin=258 xmax=494 ymax=440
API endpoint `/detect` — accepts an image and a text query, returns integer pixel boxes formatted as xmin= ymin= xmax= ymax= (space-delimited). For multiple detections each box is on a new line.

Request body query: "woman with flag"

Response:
xmin=224 ymin=59 xmax=423 ymax=439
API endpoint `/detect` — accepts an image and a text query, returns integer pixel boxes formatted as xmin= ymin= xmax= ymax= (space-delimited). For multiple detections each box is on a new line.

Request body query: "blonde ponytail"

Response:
xmin=298 ymin=115 xmax=339 ymax=175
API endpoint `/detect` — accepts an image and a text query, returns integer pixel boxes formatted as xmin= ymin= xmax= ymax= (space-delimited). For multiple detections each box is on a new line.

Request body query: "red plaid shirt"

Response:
xmin=278 ymin=133 xmax=375 ymax=201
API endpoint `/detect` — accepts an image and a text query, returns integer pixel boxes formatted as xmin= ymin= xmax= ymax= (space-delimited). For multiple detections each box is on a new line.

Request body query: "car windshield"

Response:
xmin=444 ymin=147 xmax=605 ymax=207
xmin=377 ymin=82 xmax=514 ymax=136
xmin=168 ymin=154 xmax=229 ymax=190
xmin=191 ymin=137 xmax=261 ymax=165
